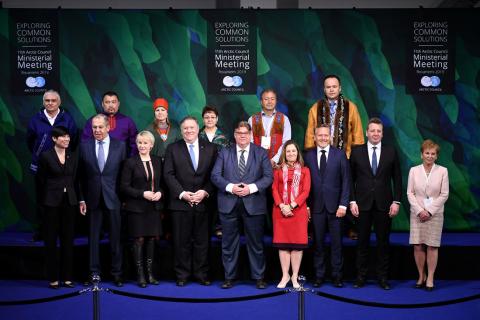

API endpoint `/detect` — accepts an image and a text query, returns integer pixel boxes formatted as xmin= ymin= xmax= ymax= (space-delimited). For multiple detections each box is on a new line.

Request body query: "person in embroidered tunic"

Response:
xmin=248 ymin=88 xmax=291 ymax=168
xmin=407 ymin=139 xmax=449 ymax=291
xmin=81 ymin=91 xmax=138 ymax=156
xmin=144 ymin=98 xmax=182 ymax=162
xmin=304 ymin=75 xmax=364 ymax=159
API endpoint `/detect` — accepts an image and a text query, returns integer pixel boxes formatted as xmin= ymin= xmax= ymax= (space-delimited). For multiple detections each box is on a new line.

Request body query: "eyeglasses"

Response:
xmin=235 ymin=131 xmax=250 ymax=135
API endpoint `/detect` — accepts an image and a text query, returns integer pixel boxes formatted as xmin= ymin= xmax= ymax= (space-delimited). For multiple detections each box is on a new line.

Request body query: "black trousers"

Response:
xmin=43 ymin=195 xmax=76 ymax=282
xmin=356 ymin=201 xmax=392 ymax=280
xmin=171 ymin=208 xmax=209 ymax=280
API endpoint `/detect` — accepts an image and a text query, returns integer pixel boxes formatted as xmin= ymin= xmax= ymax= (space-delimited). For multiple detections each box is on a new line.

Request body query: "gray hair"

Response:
xmin=92 ymin=113 xmax=109 ymax=126
xmin=43 ymin=89 xmax=61 ymax=102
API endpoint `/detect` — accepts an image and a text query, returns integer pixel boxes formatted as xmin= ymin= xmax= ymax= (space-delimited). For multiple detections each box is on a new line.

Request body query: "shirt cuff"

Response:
xmin=339 ymin=205 xmax=347 ymax=210
xmin=179 ymin=191 xmax=186 ymax=200
xmin=248 ymin=183 xmax=258 ymax=194
xmin=393 ymin=201 xmax=401 ymax=205
xmin=226 ymin=183 xmax=234 ymax=194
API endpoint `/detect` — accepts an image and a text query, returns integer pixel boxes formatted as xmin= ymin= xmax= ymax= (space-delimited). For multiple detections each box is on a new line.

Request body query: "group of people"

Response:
xmin=27 ymin=74 xmax=449 ymax=292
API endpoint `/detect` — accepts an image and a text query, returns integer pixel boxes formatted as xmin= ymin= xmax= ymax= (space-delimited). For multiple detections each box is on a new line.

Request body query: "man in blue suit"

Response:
xmin=211 ymin=121 xmax=273 ymax=289
xmin=79 ymin=114 xmax=126 ymax=286
xmin=304 ymin=124 xmax=350 ymax=288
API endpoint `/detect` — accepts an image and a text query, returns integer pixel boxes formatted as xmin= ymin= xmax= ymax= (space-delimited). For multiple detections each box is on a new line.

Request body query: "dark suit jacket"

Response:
xmin=79 ymin=137 xmax=126 ymax=210
xmin=211 ymin=143 xmax=273 ymax=215
xmin=163 ymin=139 xmax=217 ymax=211
xmin=120 ymin=155 xmax=164 ymax=213
xmin=304 ymin=146 xmax=350 ymax=214
xmin=349 ymin=143 xmax=402 ymax=212
xmin=36 ymin=148 xmax=79 ymax=207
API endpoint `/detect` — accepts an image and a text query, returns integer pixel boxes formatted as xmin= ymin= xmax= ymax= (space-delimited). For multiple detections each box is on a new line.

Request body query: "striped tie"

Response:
xmin=239 ymin=150 xmax=246 ymax=177
xmin=97 ymin=141 xmax=105 ymax=172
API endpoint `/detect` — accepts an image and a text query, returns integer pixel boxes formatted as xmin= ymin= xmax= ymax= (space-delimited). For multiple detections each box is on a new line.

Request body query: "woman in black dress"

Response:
xmin=121 ymin=131 xmax=163 ymax=287
xmin=36 ymin=126 xmax=79 ymax=289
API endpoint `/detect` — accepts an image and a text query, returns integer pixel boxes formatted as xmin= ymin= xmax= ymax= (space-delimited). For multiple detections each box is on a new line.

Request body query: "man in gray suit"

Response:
xmin=79 ymin=114 xmax=126 ymax=286
xmin=211 ymin=121 xmax=273 ymax=289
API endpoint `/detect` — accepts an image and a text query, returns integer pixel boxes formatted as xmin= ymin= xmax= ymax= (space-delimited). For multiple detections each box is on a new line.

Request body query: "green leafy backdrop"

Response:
xmin=0 ymin=9 xmax=478 ymax=232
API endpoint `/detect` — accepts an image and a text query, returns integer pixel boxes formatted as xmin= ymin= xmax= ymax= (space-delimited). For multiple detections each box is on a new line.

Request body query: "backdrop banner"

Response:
xmin=205 ymin=10 xmax=257 ymax=95
xmin=406 ymin=13 xmax=455 ymax=94
xmin=9 ymin=9 xmax=59 ymax=96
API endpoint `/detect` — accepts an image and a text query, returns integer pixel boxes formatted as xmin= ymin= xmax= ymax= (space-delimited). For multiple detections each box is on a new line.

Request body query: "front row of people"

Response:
xmin=37 ymin=115 xmax=449 ymax=291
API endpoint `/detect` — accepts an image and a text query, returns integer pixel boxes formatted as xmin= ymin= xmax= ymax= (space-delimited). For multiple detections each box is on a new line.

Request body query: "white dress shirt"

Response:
xmin=247 ymin=109 xmax=292 ymax=164
xmin=316 ymin=144 xmax=330 ymax=168
xmin=226 ymin=144 xmax=258 ymax=194
xmin=96 ymin=135 xmax=110 ymax=162
xmin=367 ymin=141 xmax=382 ymax=168
xmin=43 ymin=109 xmax=60 ymax=126
xmin=179 ymin=139 xmax=200 ymax=200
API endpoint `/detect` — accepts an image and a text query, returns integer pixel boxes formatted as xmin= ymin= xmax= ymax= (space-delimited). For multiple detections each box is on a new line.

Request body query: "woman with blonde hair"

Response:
xmin=407 ymin=139 xmax=449 ymax=291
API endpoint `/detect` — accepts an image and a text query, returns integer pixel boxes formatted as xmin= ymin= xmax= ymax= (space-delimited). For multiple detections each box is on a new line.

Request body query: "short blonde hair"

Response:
xmin=421 ymin=139 xmax=440 ymax=154
xmin=136 ymin=130 xmax=155 ymax=145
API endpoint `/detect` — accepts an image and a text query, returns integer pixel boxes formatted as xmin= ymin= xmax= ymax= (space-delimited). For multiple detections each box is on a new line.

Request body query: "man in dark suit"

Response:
xmin=79 ymin=114 xmax=126 ymax=286
xmin=164 ymin=116 xmax=217 ymax=287
xmin=349 ymin=117 xmax=402 ymax=290
xmin=211 ymin=121 xmax=273 ymax=289
xmin=304 ymin=124 xmax=350 ymax=288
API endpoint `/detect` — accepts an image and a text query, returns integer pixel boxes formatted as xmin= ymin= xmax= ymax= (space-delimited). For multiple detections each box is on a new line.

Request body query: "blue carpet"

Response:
xmin=1 ymin=280 xmax=479 ymax=320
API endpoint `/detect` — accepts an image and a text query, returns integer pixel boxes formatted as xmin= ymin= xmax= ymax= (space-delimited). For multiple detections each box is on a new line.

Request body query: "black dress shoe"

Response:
xmin=333 ymin=278 xmax=344 ymax=288
xmin=48 ymin=282 xmax=60 ymax=289
xmin=353 ymin=277 xmax=365 ymax=288
xmin=256 ymin=279 xmax=267 ymax=289
xmin=312 ymin=278 xmax=324 ymax=288
xmin=62 ymin=281 xmax=75 ymax=288
xmin=198 ymin=278 xmax=211 ymax=286
xmin=176 ymin=279 xmax=187 ymax=287
xmin=379 ymin=279 xmax=390 ymax=290
xmin=221 ymin=280 xmax=233 ymax=289
xmin=113 ymin=276 xmax=124 ymax=287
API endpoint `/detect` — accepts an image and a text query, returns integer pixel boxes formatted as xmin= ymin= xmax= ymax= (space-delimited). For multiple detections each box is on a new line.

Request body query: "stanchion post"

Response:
xmin=92 ymin=274 xmax=101 ymax=320
xmin=289 ymin=275 xmax=308 ymax=320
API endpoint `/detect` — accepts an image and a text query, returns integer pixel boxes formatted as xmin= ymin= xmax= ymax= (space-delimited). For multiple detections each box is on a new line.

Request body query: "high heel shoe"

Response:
xmin=276 ymin=276 xmax=291 ymax=288
xmin=291 ymin=276 xmax=300 ymax=289
xmin=414 ymin=281 xmax=426 ymax=289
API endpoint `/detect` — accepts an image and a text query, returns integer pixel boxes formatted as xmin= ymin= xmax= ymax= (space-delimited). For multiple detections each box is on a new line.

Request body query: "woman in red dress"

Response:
xmin=272 ymin=140 xmax=311 ymax=289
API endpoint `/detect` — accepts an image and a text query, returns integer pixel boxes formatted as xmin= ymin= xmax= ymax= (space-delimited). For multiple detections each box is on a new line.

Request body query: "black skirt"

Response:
xmin=127 ymin=204 xmax=163 ymax=238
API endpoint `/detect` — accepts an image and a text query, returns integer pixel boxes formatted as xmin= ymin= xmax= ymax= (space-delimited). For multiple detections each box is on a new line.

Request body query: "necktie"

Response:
xmin=97 ymin=141 xmax=105 ymax=172
xmin=372 ymin=146 xmax=378 ymax=175
xmin=189 ymin=144 xmax=197 ymax=170
xmin=320 ymin=150 xmax=326 ymax=177
xmin=330 ymin=101 xmax=336 ymax=118
xmin=239 ymin=150 xmax=246 ymax=177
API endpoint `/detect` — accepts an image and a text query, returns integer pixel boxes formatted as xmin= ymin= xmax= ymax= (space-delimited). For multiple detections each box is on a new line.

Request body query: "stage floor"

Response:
xmin=1 ymin=279 xmax=479 ymax=320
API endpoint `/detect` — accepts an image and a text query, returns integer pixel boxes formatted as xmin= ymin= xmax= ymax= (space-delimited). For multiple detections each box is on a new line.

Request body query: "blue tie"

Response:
xmin=97 ymin=141 xmax=105 ymax=172
xmin=189 ymin=144 xmax=197 ymax=170
xmin=372 ymin=146 xmax=378 ymax=175
xmin=330 ymin=101 xmax=336 ymax=119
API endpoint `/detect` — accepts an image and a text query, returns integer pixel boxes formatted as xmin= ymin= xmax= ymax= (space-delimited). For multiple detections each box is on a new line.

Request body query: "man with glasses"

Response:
xmin=211 ymin=121 xmax=273 ymax=289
